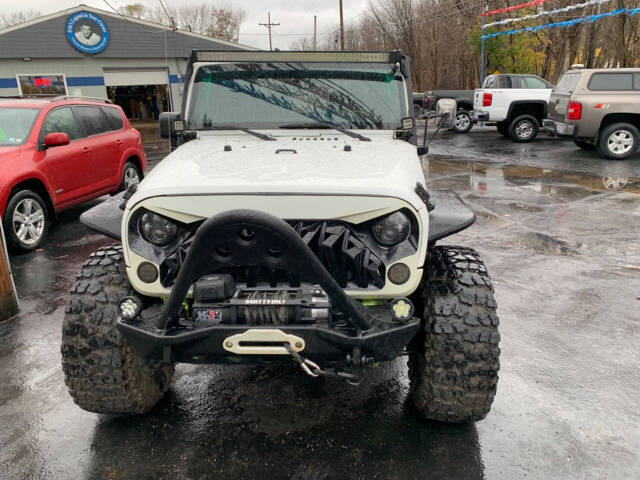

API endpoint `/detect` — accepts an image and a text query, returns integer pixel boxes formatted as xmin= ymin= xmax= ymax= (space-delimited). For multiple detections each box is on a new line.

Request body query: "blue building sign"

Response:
xmin=66 ymin=11 xmax=109 ymax=54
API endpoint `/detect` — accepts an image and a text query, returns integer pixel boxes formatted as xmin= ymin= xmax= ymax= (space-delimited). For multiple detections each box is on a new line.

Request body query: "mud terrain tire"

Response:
xmin=408 ymin=246 xmax=500 ymax=423
xmin=61 ymin=245 xmax=174 ymax=414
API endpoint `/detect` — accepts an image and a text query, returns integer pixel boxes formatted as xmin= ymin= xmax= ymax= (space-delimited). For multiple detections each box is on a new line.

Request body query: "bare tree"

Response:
xmin=0 ymin=10 xmax=40 ymax=29
xmin=118 ymin=3 xmax=246 ymax=42
xmin=315 ymin=0 xmax=640 ymax=90
xmin=120 ymin=4 xmax=146 ymax=19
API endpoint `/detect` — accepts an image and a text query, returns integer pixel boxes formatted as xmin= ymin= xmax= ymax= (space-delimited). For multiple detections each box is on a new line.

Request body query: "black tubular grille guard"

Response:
xmin=157 ymin=210 xmax=372 ymax=332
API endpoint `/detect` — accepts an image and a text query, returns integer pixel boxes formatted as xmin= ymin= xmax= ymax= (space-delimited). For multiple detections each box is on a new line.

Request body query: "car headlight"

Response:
xmin=138 ymin=211 xmax=178 ymax=246
xmin=371 ymin=211 xmax=411 ymax=246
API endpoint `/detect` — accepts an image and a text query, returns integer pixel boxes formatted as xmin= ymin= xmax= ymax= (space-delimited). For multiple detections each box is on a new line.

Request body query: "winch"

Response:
xmin=191 ymin=274 xmax=331 ymax=326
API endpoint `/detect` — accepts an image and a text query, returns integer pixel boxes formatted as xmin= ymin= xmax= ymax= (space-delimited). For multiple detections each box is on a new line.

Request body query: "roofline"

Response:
xmin=0 ymin=4 xmax=256 ymax=51
xmin=570 ymin=68 xmax=640 ymax=72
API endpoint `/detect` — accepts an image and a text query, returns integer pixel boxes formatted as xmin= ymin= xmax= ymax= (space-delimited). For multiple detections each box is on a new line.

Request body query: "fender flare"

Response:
xmin=427 ymin=191 xmax=475 ymax=243
xmin=507 ymin=100 xmax=548 ymax=122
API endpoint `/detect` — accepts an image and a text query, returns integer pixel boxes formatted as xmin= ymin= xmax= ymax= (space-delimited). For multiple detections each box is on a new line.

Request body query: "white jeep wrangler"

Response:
xmin=61 ymin=51 xmax=500 ymax=423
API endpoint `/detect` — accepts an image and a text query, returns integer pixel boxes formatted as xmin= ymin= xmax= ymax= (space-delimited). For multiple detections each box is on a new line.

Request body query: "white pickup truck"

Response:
xmin=471 ymin=74 xmax=554 ymax=142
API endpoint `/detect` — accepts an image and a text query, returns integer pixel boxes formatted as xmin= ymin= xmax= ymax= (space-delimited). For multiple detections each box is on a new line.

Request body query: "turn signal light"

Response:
xmin=567 ymin=101 xmax=582 ymax=120
xmin=483 ymin=93 xmax=492 ymax=107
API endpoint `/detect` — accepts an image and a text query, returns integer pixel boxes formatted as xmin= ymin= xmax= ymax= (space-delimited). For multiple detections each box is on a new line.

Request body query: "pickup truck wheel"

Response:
xmin=509 ymin=114 xmax=539 ymax=142
xmin=598 ymin=123 xmax=639 ymax=160
xmin=408 ymin=246 xmax=500 ymax=423
xmin=453 ymin=110 xmax=472 ymax=133
xmin=3 ymin=189 xmax=50 ymax=253
xmin=61 ymin=244 xmax=174 ymax=414
xmin=496 ymin=121 xmax=509 ymax=137
xmin=574 ymin=139 xmax=596 ymax=151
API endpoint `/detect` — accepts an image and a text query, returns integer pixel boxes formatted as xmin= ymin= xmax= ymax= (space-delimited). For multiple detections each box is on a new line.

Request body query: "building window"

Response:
xmin=17 ymin=75 xmax=67 ymax=95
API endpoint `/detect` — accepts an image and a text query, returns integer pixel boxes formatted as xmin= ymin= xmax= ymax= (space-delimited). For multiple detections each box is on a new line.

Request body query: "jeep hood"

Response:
xmin=135 ymin=131 xmax=426 ymax=209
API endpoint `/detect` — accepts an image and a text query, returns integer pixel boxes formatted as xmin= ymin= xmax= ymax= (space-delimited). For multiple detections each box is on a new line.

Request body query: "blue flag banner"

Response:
xmin=481 ymin=7 xmax=640 ymax=39
xmin=484 ymin=0 xmax=612 ymax=28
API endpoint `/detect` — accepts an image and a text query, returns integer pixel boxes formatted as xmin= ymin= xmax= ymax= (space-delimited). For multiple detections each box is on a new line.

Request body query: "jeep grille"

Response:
xmin=160 ymin=220 xmax=385 ymax=290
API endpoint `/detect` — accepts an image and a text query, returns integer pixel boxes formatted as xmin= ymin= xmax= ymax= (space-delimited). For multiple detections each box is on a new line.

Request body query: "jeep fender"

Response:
xmin=80 ymin=191 xmax=125 ymax=239
xmin=427 ymin=191 xmax=475 ymax=243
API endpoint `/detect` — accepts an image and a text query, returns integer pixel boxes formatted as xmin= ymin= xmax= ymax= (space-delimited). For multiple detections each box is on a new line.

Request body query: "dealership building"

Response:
xmin=0 ymin=5 xmax=248 ymax=118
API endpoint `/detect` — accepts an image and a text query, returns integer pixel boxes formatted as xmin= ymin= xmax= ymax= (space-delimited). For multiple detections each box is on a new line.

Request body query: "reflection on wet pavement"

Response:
xmin=424 ymin=139 xmax=640 ymax=264
xmin=1 ymin=128 xmax=639 ymax=479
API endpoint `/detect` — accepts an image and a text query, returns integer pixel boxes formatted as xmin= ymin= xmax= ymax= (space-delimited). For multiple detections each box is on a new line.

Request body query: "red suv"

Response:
xmin=0 ymin=96 xmax=146 ymax=252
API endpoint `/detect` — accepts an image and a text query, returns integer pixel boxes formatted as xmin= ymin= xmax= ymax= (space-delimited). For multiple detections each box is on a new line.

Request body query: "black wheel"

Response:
xmin=598 ymin=123 xmax=639 ymax=160
xmin=574 ymin=139 xmax=596 ymax=151
xmin=3 ymin=189 xmax=49 ymax=252
xmin=508 ymin=114 xmax=539 ymax=142
xmin=61 ymin=245 xmax=174 ymax=414
xmin=408 ymin=246 xmax=500 ymax=423
xmin=496 ymin=121 xmax=509 ymax=137
xmin=453 ymin=110 xmax=473 ymax=134
xmin=119 ymin=161 xmax=141 ymax=192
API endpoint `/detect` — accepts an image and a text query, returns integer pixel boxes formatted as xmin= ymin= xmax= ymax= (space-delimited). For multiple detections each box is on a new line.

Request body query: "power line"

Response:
xmin=157 ymin=0 xmax=171 ymax=19
xmin=101 ymin=0 xmax=174 ymax=34
xmin=156 ymin=0 xmax=176 ymax=30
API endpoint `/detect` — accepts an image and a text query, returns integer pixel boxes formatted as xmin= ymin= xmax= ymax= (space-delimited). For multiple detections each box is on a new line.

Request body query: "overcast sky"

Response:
xmin=6 ymin=0 xmax=370 ymax=50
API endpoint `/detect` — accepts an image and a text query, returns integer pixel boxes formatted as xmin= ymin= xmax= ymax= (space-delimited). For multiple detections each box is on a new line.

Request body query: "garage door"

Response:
xmin=103 ymin=69 xmax=169 ymax=87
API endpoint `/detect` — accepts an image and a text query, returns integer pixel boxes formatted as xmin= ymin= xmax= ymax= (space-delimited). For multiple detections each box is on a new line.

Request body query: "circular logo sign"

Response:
xmin=66 ymin=11 xmax=109 ymax=54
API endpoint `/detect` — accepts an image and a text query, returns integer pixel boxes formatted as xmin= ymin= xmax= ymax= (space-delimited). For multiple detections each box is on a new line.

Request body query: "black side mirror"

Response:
xmin=159 ymin=112 xmax=182 ymax=139
xmin=417 ymin=146 xmax=429 ymax=156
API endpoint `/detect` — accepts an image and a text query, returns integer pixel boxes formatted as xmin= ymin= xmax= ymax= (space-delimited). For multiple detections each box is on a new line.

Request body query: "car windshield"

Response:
xmin=187 ymin=62 xmax=407 ymax=130
xmin=0 ymin=107 xmax=39 ymax=146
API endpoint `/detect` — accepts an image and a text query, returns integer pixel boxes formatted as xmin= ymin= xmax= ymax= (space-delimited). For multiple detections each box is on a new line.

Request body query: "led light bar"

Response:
xmin=193 ymin=50 xmax=397 ymax=64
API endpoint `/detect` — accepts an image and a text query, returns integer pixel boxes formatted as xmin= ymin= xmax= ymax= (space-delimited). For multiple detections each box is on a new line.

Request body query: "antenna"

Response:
xmin=259 ymin=12 xmax=280 ymax=51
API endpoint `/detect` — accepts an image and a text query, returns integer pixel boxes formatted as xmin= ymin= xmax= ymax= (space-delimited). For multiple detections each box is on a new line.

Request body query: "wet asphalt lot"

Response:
xmin=1 ymin=127 xmax=639 ymax=479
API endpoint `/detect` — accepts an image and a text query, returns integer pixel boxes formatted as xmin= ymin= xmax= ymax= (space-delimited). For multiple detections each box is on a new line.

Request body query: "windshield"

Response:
xmin=187 ymin=62 xmax=407 ymax=130
xmin=0 ymin=108 xmax=39 ymax=146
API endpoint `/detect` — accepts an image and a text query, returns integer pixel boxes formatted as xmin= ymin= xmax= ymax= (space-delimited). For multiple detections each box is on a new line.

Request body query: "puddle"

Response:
xmin=424 ymin=157 xmax=640 ymax=198
xmin=517 ymin=232 xmax=581 ymax=255
xmin=508 ymin=202 xmax=545 ymax=213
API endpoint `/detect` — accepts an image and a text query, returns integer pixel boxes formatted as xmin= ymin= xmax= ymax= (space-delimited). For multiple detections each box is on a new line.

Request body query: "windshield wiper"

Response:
xmin=278 ymin=122 xmax=371 ymax=142
xmin=200 ymin=125 xmax=277 ymax=141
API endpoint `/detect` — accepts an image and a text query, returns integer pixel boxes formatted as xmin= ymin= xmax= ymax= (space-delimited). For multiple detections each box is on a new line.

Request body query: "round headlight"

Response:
xmin=371 ymin=211 xmax=411 ymax=246
xmin=138 ymin=211 xmax=178 ymax=246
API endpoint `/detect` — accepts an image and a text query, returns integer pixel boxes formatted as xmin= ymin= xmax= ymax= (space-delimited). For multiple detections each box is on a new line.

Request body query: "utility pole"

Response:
xmin=339 ymin=0 xmax=345 ymax=50
xmin=0 ymin=221 xmax=18 ymax=322
xmin=480 ymin=4 xmax=487 ymax=85
xmin=313 ymin=15 xmax=317 ymax=51
xmin=259 ymin=12 xmax=280 ymax=51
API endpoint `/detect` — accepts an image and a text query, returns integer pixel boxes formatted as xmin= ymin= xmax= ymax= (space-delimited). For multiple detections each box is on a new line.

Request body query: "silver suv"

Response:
xmin=544 ymin=68 xmax=640 ymax=159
